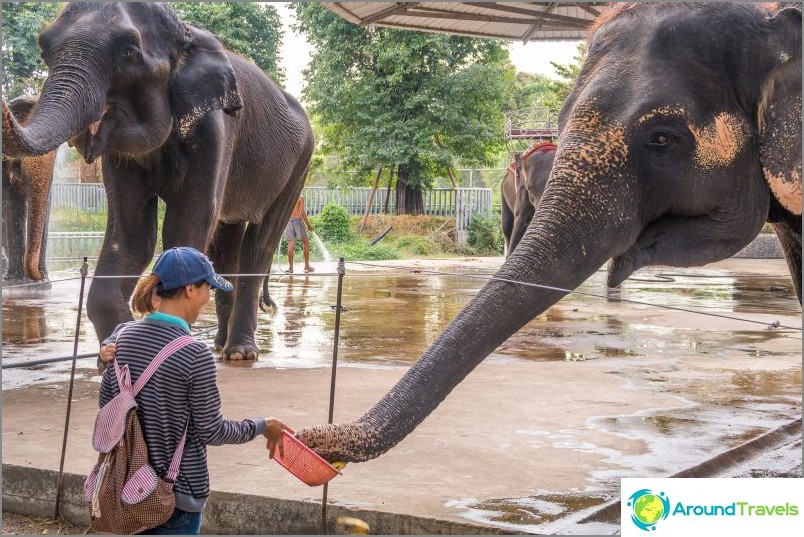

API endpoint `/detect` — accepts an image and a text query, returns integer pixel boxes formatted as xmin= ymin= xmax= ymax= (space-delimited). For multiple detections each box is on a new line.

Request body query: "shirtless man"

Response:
xmin=284 ymin=195 xmax=314 ymax=273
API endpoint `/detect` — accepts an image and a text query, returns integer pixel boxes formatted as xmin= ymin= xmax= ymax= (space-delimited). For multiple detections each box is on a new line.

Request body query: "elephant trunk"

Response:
xmin=23 ymin=152 xmax=57 ymax=281
xmin=3 ymin=62 xmax=107 ymax=158
xmin=298 ymin=165 xmax=638 ymax=463
xmin=297 ymin=114 xmax=637 ymax=462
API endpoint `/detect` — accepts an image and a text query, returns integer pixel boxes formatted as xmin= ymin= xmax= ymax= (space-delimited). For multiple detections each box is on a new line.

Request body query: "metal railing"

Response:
xmin=47 ymin=232 xmax=105 ymax=260
xmin=50 ymin=184 xmax=493 ymax=220
xmin=50 ymin=183 xmax=106 ymax=212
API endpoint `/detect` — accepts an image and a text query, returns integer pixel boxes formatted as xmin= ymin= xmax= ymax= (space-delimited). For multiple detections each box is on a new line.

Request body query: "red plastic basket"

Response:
xmin=273 ymin=428 xmax=341 ymax=486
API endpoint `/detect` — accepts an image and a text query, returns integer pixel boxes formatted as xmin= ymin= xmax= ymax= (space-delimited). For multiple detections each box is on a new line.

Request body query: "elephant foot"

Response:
xmin=214 ymin=332 xmax=228 ymax=353
xmin=259 ymin=296 xmax=277 ymax=315
xmin=221 ymin=341 xmax=259 ymax=361
xmin=2 ymin=275 xmax=52 ymax=291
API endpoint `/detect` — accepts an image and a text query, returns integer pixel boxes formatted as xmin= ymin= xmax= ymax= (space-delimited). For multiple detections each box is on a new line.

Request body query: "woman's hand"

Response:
xmin=99 ymin=343 xmax=117 ymax=363
xmin=264 ymin=418 xmax=287 ymax=459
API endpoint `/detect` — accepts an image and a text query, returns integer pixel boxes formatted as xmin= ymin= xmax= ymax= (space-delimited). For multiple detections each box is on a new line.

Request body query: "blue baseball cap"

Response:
xmin=153 ymin=247 xmax=233 ymax=292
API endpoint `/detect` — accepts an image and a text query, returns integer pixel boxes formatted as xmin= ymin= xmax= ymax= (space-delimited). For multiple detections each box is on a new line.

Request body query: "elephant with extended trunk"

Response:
xmin=501 ymin=142 xmax=557 ymax=256
xmin=297 ymin=3 xmax=801 ymax=463
xmin=2 ymin=96 xmax=56 ymax=283
xmin=2 ymin=3 xmax=314 ymax=364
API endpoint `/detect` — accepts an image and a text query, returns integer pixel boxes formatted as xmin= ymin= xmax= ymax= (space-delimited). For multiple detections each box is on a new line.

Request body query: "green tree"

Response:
xmin=172 ymin=2 xmax=284 ymax=83
xmin=293 ymin=3 xmax=513 ymax=214
xmin=550 ymin=43 xmax=587 ymax=102
xmin=509 ymin=71 xmax=565 ymax=111
xmin=1 ymin=2 xmax=60 ymax=99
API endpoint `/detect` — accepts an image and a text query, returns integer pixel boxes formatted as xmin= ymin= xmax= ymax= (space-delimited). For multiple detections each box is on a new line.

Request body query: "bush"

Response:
xmin=467 ymin=213 xmax=504 ymax=255
xmin=315 ymin=202 xmax=353 ymax=243
xmin=334 ymin=240 xmax=399 ymax=261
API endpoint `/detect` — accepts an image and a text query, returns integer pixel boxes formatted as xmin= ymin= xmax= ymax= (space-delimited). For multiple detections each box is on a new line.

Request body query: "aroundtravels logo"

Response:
xmin=622 ymin=479 xmax=801 ymax=535
xmin=627 ymin=489 xmax=671 ymax=531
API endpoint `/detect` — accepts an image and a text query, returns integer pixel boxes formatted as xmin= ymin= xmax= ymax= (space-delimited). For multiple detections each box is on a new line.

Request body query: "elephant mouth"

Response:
xmin=70 ymin=105 xmax=112 ymax=163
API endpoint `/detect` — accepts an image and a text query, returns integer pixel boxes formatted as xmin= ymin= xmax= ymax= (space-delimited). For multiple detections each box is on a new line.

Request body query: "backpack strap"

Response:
xmin=112 ymin=325 xmax=132 ymax=392
xmin=119 ymin=330 xmax=196 ymax=487
xmin=164 ymin=422 xmax=189 ymax=488
xmin=131 ymin=335 xmax=196 ymax=396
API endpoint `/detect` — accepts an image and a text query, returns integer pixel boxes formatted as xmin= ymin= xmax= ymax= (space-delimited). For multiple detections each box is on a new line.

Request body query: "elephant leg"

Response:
xmin=501 ymin=202 xmax=514 ymax=258
xmin=2 ymin=163 xmax=28 ymax=281
xmin=207 ymin=221 xmax=246 ymax=351
xmin=223 ymin=177 xmax=305 ymax=360
xmin=87 ymin=164 xmax=158 ymax=367
xmin=772 ymin=220 xmax=802 ymax=303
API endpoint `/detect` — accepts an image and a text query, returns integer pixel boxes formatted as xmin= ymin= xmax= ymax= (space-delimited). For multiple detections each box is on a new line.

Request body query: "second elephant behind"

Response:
xmin=501 ymin=142 xmax=557 ymax=256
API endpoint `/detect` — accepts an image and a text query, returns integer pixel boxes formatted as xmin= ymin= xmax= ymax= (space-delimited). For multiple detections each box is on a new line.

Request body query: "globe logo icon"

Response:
xmin=627 ymin=489 xmax=670 ymax=531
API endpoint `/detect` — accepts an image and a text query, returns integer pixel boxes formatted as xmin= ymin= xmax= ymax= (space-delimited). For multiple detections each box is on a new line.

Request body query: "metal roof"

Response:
xmin=323 ymin=2 xmax=609 ymax=42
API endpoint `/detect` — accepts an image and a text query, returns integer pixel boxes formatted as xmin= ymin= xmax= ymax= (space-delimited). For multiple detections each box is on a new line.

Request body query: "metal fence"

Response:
xmin=50 ymin=183 xmax=106 ymax=212
xmin=46 ymin=232 xmax=106 ymax=260
xmin=50 ymin=184 xmax=493 ymax=222
xmin=47 ymin=184 xmax=492 ymax=257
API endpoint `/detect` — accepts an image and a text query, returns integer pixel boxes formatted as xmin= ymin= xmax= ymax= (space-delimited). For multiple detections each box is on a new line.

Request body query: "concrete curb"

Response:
xmin=733 ymin=233 xmax=783 ymax=259
xmin=1 ymin=463 xmax=512 ymax=535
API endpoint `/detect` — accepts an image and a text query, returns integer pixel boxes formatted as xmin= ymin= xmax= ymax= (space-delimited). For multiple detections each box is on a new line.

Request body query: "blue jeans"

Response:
xmin=138 ymin=508 xmax=202 ymax=535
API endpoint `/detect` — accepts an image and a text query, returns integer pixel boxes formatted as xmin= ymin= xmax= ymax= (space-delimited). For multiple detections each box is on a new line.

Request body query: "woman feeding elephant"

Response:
xmin=296 ymin=2 xmax=801 ymax=463
xmin=2 ymin=2 xmax=314 ymax=365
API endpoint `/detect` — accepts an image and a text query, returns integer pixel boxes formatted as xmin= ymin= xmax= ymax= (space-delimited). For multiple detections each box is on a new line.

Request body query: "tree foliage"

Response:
xmin=293 ymin=3 xmax=513 ymax=212
xmin=173 ymin=2 xmax=284 ymax=83
xmin=509 ymin=71 xmax=565 ymax=111
xmin=1 ymin=2 xmax=59 ymax=99
xmin=550 ymin=43 xmax=587 ymax=102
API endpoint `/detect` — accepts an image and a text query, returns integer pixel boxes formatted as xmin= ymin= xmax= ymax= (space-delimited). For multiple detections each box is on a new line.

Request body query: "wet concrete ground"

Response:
xmin=1 ymin=257 xmax=801 ymax=533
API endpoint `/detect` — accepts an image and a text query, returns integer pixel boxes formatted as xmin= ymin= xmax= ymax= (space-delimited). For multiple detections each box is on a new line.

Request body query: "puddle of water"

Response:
xmin=446 ymin=491 xmax=612 ymax=533
xmin=2 ymin=262 xmax=800 ymax=385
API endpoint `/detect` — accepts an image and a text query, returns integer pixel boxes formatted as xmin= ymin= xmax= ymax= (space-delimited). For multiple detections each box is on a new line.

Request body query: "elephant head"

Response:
xmin=2 ymin=96 xmax=57 ymax=281
xmin=297 ymin=3 xmax=801 ymax=463
xmin=2 ymin=2 xmax=242 ymax=162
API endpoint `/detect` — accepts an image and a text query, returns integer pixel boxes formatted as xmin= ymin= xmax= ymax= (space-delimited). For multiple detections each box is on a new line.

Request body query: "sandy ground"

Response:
xmin=2 ymin=257 xmax=801 ymax=533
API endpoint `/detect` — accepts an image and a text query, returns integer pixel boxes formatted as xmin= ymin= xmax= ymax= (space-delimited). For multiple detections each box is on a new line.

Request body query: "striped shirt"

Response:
xmin=99 ymin=316 xmax=266 ymax=512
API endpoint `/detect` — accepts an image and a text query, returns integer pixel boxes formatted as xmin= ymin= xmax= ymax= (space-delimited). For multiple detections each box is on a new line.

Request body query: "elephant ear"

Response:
xmin=170 ymin=25 xmax=243 ymax=140
xmin=758 ymin=6 xmax=802 ymax=215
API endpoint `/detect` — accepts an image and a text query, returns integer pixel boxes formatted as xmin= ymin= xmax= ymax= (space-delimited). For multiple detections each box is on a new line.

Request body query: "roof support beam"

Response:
xmin=522 ymin=2 xmax=557 ymax=43
xmin=404 ymin=6 xmax=573 ymax=26
xmin=359 ymin=2 xmax=420 ymax=26
xmin=574 ymin=3 xmax=602 ymax=17
xmin=461 ymin=2 xmax=592 ymax=28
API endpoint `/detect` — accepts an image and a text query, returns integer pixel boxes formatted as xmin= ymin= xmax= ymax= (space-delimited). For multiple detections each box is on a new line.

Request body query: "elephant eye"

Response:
xmin=121 ymin=47 xmax=140 ymax=61
xmin=649 ymin=132 xmax=670 ymax=147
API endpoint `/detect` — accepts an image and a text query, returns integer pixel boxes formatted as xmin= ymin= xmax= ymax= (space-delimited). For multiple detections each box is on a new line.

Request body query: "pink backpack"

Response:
xmin=85 ymin=334 xmax=195 ymax=534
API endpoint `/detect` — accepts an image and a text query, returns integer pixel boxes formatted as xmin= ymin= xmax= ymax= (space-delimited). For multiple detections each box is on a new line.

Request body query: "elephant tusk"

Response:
xmin=88 ymin=120 xmax=100 ymax=136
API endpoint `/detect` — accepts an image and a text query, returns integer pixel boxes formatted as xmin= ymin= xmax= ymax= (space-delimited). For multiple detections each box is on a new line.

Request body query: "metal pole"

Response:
xmin=55 ymin=256 xmax=88 ymax=519
xmin=321 ymin=257 xmax=345 ymax=534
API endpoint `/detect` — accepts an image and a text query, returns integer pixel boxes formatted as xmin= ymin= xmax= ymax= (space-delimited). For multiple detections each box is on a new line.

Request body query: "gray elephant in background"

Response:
xmin=2 ymin=2 xmax=314 ymax=364
xmin=500 ymin=142 xmax=557 ymax=256
xmin=297 ymin=2 xmax=801 ymax=463
xmin=2 ymin=95 xmax=56 ymax=284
